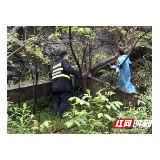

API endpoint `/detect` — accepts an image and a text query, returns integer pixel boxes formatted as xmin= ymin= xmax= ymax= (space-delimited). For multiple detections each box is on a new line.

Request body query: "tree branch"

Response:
xmin=7 ymin=26 xmax=50 ymax=59
xmin=53 ymin=124 xmax=77 ymax=133
xmin=112 ymin=27 xmax=152 ymax=86
xmin=84 ymin=40 xmax=92 ymax=87
xmin=69 ymin=26 xmax=82 ymax=76
xmin=69 ymin=26 xmax=85 ymax=93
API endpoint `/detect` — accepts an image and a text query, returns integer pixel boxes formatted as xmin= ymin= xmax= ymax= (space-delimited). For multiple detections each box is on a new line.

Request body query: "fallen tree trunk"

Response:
xmin=90 ymin=43 xmax=152 ymax=78
xmin=90 ymin=56 xmax=117 ymax=77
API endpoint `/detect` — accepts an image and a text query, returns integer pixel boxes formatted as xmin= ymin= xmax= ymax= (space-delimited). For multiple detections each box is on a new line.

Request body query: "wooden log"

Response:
xmin=90 ymin=44 xmax=152 ymax=78
xmin=90 ymin=56 xmax=117 ymax=77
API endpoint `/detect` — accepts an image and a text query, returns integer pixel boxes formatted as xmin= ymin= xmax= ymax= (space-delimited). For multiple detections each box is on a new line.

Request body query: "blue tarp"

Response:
xmin=112 ymin=55 xmax=136 ymax=93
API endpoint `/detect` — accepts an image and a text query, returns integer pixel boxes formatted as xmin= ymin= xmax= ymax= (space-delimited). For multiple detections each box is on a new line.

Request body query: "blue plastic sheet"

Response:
xmin=112 ymin=55 xmax=136 ymax=93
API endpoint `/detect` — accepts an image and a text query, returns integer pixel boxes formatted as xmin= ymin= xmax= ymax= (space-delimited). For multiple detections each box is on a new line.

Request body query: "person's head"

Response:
xmin=115 ymin=48 xmax=124 ymax=57
xmin=60 ymin=51 xmax=68 ymax=60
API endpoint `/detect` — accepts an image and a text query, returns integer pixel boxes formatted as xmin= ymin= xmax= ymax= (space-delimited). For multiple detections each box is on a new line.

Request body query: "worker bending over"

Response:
xmin=49 ymin=51 xmax=81 ymax=119
xmin=110 ymin=48 xmax=136 ymax=94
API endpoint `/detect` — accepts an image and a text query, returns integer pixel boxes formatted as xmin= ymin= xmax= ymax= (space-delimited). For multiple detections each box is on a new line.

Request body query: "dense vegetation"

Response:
xmin=7 ymin=26 xmax=152 ymax=134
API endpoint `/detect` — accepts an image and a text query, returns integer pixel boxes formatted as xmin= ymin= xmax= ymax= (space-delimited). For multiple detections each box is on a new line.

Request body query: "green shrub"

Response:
xmin=7 ymin=101 xmax=35 ymax=134
xmin=63 ymin=88 xmax=123 ymax=134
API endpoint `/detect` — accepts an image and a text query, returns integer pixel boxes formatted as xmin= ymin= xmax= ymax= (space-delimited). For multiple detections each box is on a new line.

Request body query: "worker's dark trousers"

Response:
xmin=52 ymin=91 xmax=70 ymax=119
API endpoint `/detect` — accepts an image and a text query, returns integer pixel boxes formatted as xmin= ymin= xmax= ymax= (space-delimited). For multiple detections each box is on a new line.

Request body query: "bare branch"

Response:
xmin=7 ymin=26 xmax=50 ymax=59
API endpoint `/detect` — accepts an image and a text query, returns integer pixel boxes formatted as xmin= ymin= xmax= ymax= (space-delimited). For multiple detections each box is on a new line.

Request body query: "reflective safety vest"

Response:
xmin=52 ymin=59 xmax=70 ymax=80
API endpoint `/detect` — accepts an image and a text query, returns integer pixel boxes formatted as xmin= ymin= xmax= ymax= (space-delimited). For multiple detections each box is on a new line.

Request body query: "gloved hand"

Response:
xmin=49 ymin=72 xmax=52 ymax=78
xmin=116 ymin=67 xmax=120 ymax=73
xmin=110 ymin=66 xmax=114 ymax=69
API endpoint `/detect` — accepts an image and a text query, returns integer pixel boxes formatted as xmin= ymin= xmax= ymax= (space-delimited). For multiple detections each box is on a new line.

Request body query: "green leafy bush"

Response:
xmin=7 ymin=101 xmax=35 ymax=134
xmin=63 ymin=88 xmax=123 ymax=134
xmin=113 ymin=88 xmax=152 ymax=134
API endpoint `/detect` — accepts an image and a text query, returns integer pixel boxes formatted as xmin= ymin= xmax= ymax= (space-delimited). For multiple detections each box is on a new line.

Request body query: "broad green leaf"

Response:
xmin=97 ymin=104 xmax=103 ymax=107
xmin=121 ymin=30 xmax=124 ymax=33
xmin=111 ymin=118 xmax=116 ymax=122
xmin=104 ymin=114 xmax=111 ymax=121
xmin=65 ymin=120 xmax=73 ymax=128
xmin=74 ymin=120 xmax=80 ymax=127
xmin=99 ymin=106 xmax=104 ymax=109
xmin=116 ymin=101 xmax=123 ymax=106
xmin=101 ymin=95 xmax=108 ymax=101
xmin=110 ymin=103 xmax=117 ymax=110
xmin=78 ymin=117 xmax=86 ymax=125
xmin=85 ymin=102 xmax=90 ymax=106
xmin=79 ymin=130 xmax=86 ymax=133
xmin=48 ymin=33 xmax=53 ymax=39
xmin=43 ymin=121 xmax=49 ymax=128
xmin=107 ymin=91 xmax=115 ymax=96
xmin=114 ymin=102 xmax=120 ymax=108
xmin=81 ymin=116 xmax=87 ymax=121
xmin=30 ymin=114 xmax=34 ymax=119
xmin=69 ymin=97 xmax=76 ymax=101
xmin=106 ymin=105 xmax=111 ymax=109
xmin=76 ymin=98 xmax=81 ymax=104
xmin=23 ymin=103 xmax=27 ymax=109
xmin=26 ymin=110 xmax=31 ymax=112
xmin=79 ymin=100 xmax=84 ymax=105
xmin=38 ymin=52 xmax=43 ymax=57
xmin=91 ymin=131 xmax=96 ymax=134
xmin=86 ymin=89 xmax=90 ymax=94
xmin=98 ymin=113 xmax=103 ymax=118
xmin=40 ymin=121 xmax=51 ymax=131
xmin=89 ymin=111 xmax=94 ymax=114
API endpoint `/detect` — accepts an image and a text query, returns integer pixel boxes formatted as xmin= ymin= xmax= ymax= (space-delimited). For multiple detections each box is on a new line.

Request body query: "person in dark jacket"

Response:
xmin=49 ymin=51 xmax=81 ymax=119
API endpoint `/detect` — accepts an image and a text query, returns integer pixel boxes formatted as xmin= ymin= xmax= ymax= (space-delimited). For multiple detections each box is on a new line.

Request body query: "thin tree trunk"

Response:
xmin=84 ymin=40 xmax=92 ymax=88
xmin=81 ymin=36 xmax=87 ymax=69
xmin=33 ymin=26 xmax=38 ymax=114
xmin=18 ymin=60 xmax=21 ymax=108
xmin=24 ymin=26 xmax=27 ymax=42
xmin=69 ymin=26 xmax=84 ymax=93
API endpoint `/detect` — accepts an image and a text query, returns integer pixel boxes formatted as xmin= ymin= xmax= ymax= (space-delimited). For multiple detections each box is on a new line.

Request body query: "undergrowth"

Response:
xmin=7 ymin=55 xmax=152 ymax=134
xmin=7 ymin=84 xmax=152 ymax=134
